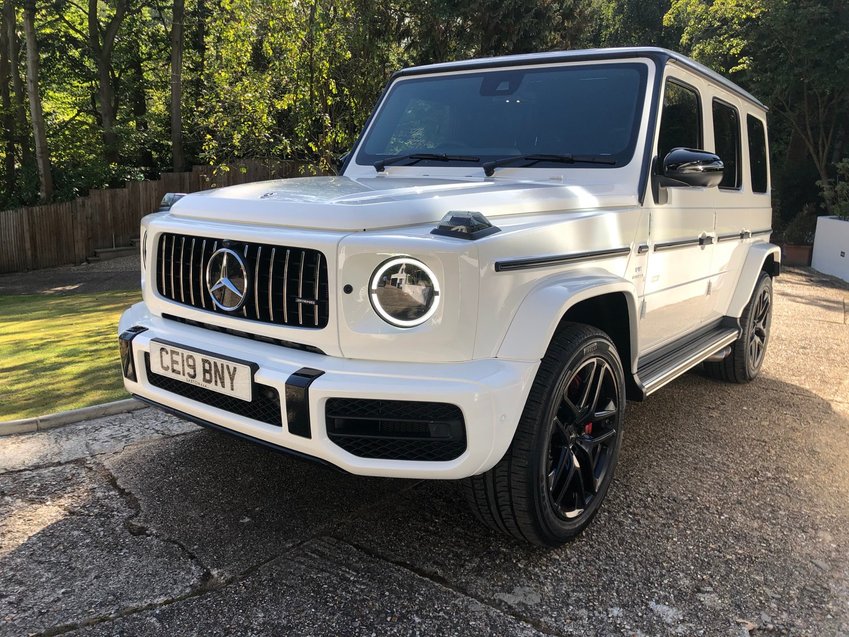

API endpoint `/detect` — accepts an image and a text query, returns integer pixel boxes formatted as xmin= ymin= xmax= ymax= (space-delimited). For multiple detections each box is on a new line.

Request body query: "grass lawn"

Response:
xmin=0 ymin=289 xmax=141 ymax=421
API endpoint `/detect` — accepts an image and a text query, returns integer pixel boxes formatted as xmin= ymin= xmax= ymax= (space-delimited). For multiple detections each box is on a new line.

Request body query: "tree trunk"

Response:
xmin=88 ymin=0 xmax=127 ymax=165
xmin=3 ymin=0 xmax=32 ymax=167
xmin=170 ymin=0 xmax=185 ymax=171
xmin=128 ymin=50 xmax=152 ymax=169
xmin=22 ymin=0 xmax=51 ymax=200
xmin=188 ymin=0 xmax=207 ymax=105
xmin=96 ymin=58 xmax=118 ymax=163
xmin=0 ymin=9 xmax=16 ymax=196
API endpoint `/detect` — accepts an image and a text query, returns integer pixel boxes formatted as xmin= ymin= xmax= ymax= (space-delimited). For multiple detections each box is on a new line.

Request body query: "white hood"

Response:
xmin=169 ymin=176 xmax=638 ymax=231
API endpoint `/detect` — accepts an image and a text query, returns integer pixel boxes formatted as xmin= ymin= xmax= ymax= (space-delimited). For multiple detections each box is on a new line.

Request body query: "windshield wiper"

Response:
xmin=374 ymin=153 xmax=481 ymax=172
xmin=482 ymin=153 xmax=617 ymax=176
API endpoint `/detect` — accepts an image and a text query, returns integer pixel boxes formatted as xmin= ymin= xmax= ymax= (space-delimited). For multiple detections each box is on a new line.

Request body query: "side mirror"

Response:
xmin=335 ymin=151 xmax=350 ymax=174
xmin=660 ymin=148 xmax=724 ymax=188
xmin=159 ymin=192 xmax=186 ymax=211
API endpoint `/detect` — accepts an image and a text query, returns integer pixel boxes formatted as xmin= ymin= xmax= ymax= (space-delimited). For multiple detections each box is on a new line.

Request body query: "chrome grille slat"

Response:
xmin=254 ymin=246 xmax=262 ymax=318
xmin=314 ymin=253 xmax=321 ymax=326
xmin=242 ymin=244 xmax=249 ymax=318
xmin=298 ymin=249 xmax=305 ymax=326
xmin=156 ymin=233 xmax=328 ymax=329
xmin=283 ymin=249 xmax=290 ymax=323
xmin=199 ymin=239 xmax=207 ymax=309
xmin=189 ymin=238 xmax=196 ymax=306
xmin=179 ymin=237 xmax=186 ymax=303
xmin=268 ymin=247 xmax=275 ymax=322
xmin=159 ymin=235 xmax=167 ymax=294
xmin=210 ymin=241 xmax=218 ymax=312
xmin=169 ymin=236 xmax=175 ymax=297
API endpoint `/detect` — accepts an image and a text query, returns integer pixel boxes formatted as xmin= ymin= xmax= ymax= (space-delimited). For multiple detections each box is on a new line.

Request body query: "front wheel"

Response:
xmin=463 ymin=323 xmax=626 ymax=546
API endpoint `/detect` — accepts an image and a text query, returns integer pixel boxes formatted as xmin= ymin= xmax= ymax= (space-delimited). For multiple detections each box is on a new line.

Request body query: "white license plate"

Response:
xmin=149 ymin=341 xmax=254 ymax=402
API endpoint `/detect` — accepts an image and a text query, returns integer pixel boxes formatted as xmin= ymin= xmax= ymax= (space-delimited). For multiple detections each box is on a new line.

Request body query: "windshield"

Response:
xmin=356 ymin=62 xmax=649 ymax=170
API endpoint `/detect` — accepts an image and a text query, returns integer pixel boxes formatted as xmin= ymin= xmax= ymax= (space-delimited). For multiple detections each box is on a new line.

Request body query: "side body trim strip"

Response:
xmin=653 ymin=238 xmax=701 ymax=251
xmin=494 ymin=247 xmax=631 ymax=272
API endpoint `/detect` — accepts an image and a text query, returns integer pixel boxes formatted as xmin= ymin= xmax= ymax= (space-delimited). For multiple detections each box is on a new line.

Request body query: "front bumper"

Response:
xmin=119 ymin=302 xmax=538 ymax=479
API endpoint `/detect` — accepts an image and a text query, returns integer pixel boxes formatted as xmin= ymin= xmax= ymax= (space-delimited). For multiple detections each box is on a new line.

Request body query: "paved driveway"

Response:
xmin=1 ymin=269 xmax=847 ymax=636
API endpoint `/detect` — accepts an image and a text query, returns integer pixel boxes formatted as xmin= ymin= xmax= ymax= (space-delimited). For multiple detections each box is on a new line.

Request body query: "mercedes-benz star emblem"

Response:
xmin=206 ymin=247 xmax=249 ymax=311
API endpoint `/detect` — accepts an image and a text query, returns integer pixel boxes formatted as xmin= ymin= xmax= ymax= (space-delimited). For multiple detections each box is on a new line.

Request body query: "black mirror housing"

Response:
xmin=660 ymin=148 xmax=724 ymax=188
xmin=335 ymin=152 xmax=351 ymax=174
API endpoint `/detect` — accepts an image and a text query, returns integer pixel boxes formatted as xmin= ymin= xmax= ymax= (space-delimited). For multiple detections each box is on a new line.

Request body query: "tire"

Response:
xmin=704 ymin=271 xmax=773 ymax=383
xmin=463 ymin=323 xmax=626 ymax=547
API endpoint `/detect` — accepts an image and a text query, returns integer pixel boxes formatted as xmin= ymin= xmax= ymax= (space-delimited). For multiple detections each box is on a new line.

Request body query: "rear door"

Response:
xmin=710 ymin=103 xmax=772 ymax=319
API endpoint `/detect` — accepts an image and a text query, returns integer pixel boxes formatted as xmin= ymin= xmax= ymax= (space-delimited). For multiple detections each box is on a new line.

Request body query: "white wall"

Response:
xmin=812 ymin=216 xmax=849 ymax=283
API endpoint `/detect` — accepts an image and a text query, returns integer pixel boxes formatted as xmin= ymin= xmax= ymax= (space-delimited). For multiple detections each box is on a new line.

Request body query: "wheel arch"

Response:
xmin=727 ymin=242 xmax=781 ymax=318
xmin=497 ymin=272 xmax=640 ymax=397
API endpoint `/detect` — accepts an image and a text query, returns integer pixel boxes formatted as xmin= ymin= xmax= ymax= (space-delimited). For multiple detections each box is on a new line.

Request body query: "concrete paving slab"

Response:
xmin=0 ymin=462 xmax=204 ymax=637
xmin=102 ymin=430 xmax=410 ymax=579
xmin=0 ymin=408 xmax=196 ymax=473
xmin=76 ymin=537 xmax=547 ymax=637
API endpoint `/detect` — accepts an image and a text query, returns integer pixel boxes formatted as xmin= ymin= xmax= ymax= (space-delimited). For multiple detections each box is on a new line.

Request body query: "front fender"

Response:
xmin=497 ymin=269 xmax=639 ymax=368
xmin=727 ymin=242 xmax=781 ymax=318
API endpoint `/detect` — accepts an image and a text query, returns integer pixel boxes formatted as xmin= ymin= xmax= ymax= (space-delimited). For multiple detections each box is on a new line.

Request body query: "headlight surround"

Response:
xmin=141 ymin=229 xmax=148 ymax=271
xmin=369 ymin=257 xmax=440 ymax=328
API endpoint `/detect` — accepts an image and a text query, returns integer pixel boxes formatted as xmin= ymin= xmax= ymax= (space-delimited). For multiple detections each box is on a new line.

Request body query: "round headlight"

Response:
xmin=369 ymin=257 xmax=440 ymax=328
xmin=141 ymin=230 xmax=148 ymax=271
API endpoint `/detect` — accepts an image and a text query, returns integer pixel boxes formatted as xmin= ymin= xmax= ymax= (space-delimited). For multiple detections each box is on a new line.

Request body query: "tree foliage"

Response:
xmin=665 ymin=0 xmax=849 ymax=218
xmin=0 ymin=0 xmax=847 ymax=226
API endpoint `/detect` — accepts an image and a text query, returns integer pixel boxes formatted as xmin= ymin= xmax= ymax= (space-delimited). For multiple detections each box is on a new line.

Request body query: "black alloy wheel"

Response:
xmin=464 ymin=323 xmax=626 ymax=546
xmin=747 ymin=281 xmax=771 ymax=371
xmin=704 ymin=270 xmax=773 ymax=383
xmin=545 ymin=357 xmax=620 ymax=520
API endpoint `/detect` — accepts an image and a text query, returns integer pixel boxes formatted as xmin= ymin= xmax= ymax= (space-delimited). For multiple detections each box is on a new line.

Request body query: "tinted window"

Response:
xmin=658 ymin=80 xmax=701 ymax=160
xmin=357 ymin=63 xmax=649 ymax=168
xmin=712 ymin=100 xmax=741 ymax=189
xmin=747 ymin=115 xmax=768 ymax=193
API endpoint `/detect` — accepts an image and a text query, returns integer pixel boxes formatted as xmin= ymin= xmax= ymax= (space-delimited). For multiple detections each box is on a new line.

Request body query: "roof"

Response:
xmin=394 ymin=47 xmax=767 ymax=111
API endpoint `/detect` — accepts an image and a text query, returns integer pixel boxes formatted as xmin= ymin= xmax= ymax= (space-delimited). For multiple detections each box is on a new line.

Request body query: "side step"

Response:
xmin=637 ymin=325 xmax=740 ymax=396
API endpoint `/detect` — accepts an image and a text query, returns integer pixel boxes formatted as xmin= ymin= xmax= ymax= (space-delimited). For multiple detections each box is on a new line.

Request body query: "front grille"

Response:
xmin=326 ymin=398 xmax=466 ymax=462
xmin=144 ymin=353 xmax=282 ymax=426
xmin=156 ymin=233 xmax=329 ymax=329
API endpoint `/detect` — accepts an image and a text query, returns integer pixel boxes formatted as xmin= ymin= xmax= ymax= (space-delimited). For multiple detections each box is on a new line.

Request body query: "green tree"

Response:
xmin=665 ymin=0 xmax=849 ymax=214
xmin=588 ymin=0 xmax=676 ymax=48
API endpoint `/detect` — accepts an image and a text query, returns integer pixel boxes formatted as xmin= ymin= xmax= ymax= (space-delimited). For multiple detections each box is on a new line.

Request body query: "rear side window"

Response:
xmin=712 ymin=100 xmax=741 ymax=189
xmin=747 ymin=115 xmax=768 ymax=193
xmin=658 ymin=80 xmax=702 ymax=160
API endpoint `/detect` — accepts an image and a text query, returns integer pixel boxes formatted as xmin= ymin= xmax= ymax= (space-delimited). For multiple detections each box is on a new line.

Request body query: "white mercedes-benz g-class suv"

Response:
xmin=119 ymin=47 xmax=779 ymax=546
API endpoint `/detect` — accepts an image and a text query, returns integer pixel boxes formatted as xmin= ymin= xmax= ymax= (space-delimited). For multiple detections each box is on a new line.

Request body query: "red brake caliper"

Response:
xmin=584 ymin=422 xmax=593 ymax=435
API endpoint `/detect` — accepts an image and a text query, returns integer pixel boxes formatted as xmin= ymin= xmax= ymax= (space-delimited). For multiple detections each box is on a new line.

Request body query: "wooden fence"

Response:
xmin=0 ymin=160 xmax=306 ymax=274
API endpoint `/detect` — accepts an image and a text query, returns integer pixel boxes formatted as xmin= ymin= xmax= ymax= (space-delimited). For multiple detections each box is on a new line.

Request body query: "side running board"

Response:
xmin=636 ymin=325 xmax=740 ymax=396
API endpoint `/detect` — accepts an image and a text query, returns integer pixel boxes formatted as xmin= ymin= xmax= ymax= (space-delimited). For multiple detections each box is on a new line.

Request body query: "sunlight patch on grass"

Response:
xmin=0 ymin=290 xmax=141 ymax=421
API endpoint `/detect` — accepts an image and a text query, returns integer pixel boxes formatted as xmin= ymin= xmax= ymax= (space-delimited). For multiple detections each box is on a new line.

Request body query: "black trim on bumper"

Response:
xmin=133 ymin=395 xmax=336 ymax=470
xmin=119 ymin=326 xmax=148 ymax=381
xmin=285 ymin=367 xmax=325 ymax=438
xmin=144 ymin=353 xmax=282 ymax=426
